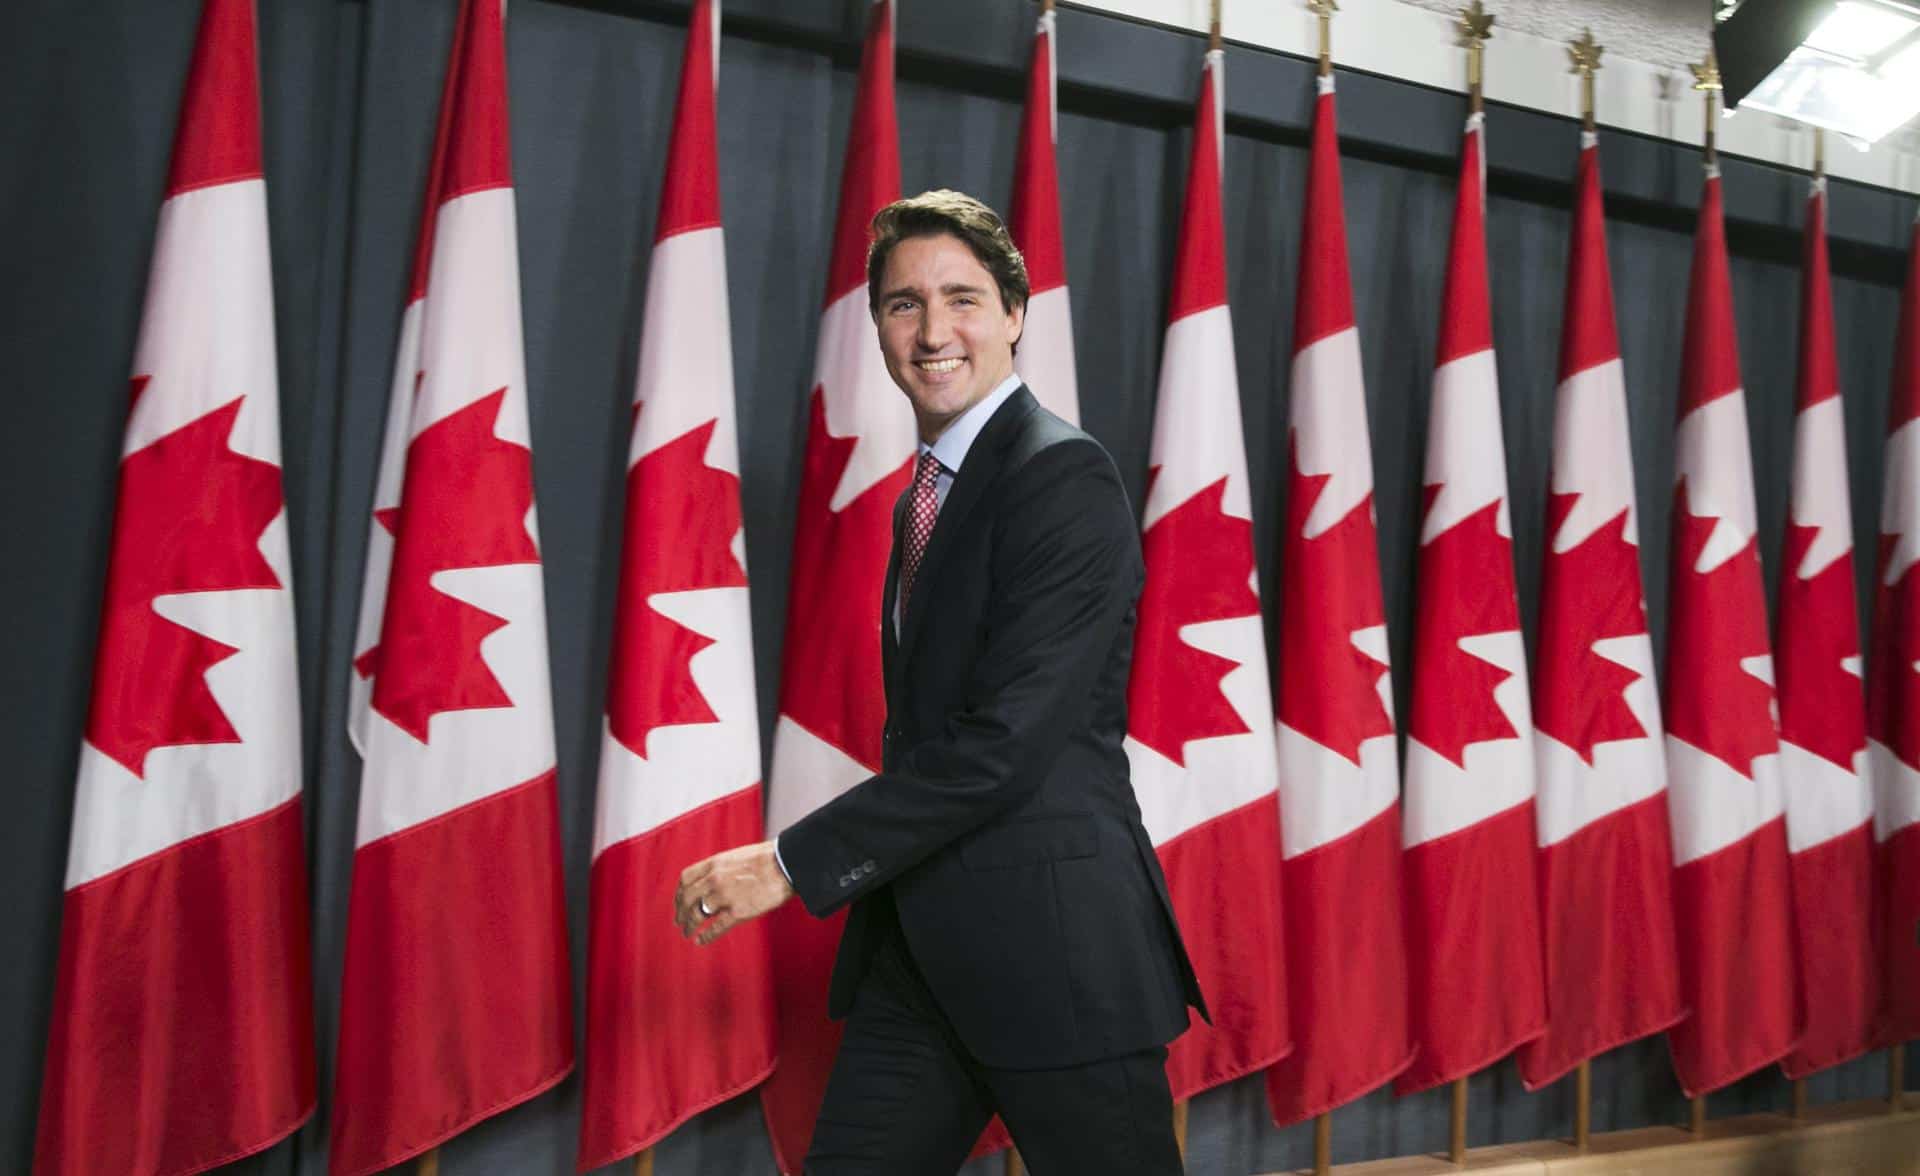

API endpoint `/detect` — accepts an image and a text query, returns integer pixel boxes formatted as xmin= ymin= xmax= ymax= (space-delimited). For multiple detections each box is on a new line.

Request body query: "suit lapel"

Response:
xmin=897 ymin=388 xmax=1039 ymax=662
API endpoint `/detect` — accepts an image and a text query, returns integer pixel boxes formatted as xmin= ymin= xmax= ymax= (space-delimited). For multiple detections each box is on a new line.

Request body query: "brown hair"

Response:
xmin=866 ymin=189 xmax=1030 ymax=319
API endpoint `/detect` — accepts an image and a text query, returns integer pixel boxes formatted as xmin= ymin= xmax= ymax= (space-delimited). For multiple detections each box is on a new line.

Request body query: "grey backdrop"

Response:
xmin=2 ymin=0 xmax=1915 ymax=1172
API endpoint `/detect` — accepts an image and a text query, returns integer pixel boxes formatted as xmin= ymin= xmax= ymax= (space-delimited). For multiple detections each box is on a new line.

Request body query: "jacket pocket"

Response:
xmin=959 ymin=814 xmax=1099 ymax=871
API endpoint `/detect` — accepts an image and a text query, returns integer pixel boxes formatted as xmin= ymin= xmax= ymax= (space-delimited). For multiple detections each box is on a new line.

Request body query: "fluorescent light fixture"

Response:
xmin=1803 ymin=0 xmax=1916 ymax=55
xmin=1715 ymin=0 xmax=1920 ymax=144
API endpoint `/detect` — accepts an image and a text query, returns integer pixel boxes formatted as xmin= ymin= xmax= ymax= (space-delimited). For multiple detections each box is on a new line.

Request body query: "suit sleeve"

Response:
xmin=778 ymin=438 xmax=1141 ymax=917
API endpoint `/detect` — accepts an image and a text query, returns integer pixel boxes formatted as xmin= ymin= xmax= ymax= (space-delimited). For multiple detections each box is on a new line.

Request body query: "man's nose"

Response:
xmin=916 ymin=304 xmax=953 ymax=350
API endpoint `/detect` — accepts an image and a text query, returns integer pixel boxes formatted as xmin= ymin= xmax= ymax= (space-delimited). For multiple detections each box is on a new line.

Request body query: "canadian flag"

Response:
xmin=1661 ymin=166 xmax=1797 ymax=1097
xmin=758 ymin=2 xmax=906 ymax=1170
xmin=34 ymin=2 xmax=314 ymax=1171
xmin=1008 ymin=5 xmax=1078 ymax=423
xmin=336 ymin=2 xmax=573 ymax=1171
xmin=576 ymin=1 xmax=776 ymax=1168
xmin=1127 ymin=46 xmax=1291 ymax=1102
xmin=1264 ymin=73 xmax=1411 ymax=1126
xmin=1517 ymin=130 xmax=1683 ymax=1091
xmin=1399 ymin=113 xmax=1545 ymax=1094
xmin=1869 ymin=211 xmax=1920 ymax=1047
xmin=1776 ymin=173 xmax=1879 ymax=1078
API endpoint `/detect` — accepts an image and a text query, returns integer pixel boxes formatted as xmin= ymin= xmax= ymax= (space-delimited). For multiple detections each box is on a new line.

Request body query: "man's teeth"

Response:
xmin=917 ymin=358 xmax=964 ymax=373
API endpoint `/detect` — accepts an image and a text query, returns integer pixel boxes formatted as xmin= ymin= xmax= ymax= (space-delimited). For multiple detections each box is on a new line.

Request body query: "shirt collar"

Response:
xmin=921 ymin=373 xmax=1023 ymax=474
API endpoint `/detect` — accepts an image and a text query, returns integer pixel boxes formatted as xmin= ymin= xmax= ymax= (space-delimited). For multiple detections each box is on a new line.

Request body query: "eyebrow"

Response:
xmin=880 ymin=281 xmax=992 ymax=303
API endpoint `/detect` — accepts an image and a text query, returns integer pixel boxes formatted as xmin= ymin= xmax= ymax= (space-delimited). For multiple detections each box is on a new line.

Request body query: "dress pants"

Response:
xmin=804 ymin=894 xmax=1184 ymax=1176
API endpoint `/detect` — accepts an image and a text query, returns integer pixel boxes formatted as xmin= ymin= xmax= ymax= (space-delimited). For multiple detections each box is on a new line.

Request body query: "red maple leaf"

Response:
xmin=1274 ymin=437 xmax=1392 ymax=765
xmin=86 ymin=392 xmax=284 ymax=776
xmin=355 ymin=388 xmax=539 ymax=743
xmin=1128 ymin=473 xmax=1261 ymax=765
xmin=1869 ymin=535 xmax=1920 ymax=774
xmin=606 ymin=417 xmax=747 ymax=758
xmin=1663 ymin=480 xmax=1778 ymax=779
xmin=1774 ymin=521 xmax=1865 ymax=770
xmin=775 ymin=387 xmax=910 ymax=771
xmin=1533 ymin=493 xmax=1649 ymax=764
xmin=1407 ymin=491 xmax=1522 ymax=768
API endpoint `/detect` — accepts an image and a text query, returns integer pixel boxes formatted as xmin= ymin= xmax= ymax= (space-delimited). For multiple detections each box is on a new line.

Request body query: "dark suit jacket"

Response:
xmin=778 ymin=386 xmax=1207 ymax=1071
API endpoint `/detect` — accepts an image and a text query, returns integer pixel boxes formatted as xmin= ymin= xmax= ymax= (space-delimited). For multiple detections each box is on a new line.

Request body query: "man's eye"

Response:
xmin=890 ymin=300 xmax=916 ymax=314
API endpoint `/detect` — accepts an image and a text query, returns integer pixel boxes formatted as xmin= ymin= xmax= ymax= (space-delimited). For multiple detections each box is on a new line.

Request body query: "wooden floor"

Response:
xmin=1265 ymin=1096 xmax=1918 ymax=1176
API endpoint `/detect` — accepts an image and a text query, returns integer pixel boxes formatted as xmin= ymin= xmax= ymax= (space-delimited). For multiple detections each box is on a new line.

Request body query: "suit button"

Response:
xmin=859 ymin=860 xmax=876 ymax=876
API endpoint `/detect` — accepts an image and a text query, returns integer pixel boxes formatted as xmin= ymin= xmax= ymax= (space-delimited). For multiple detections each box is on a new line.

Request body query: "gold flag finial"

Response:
xmin=1568 ymin=28 xmax=1603 ymax=131
xmin=1456 ymin=0 xmax=1494 ymax=45
xmin=1691 ymin=47 xmax=1722 ymax=167
xmin=1689 ymin=49 xmax=1722 ymax=94
xmin=1458 ymin=1 xmax=1494 ymax=114
xmin=1209 ymin=0 xmax=1222 ymax=52
xmin=1308 ymin=0 xmax=1338 ymax=77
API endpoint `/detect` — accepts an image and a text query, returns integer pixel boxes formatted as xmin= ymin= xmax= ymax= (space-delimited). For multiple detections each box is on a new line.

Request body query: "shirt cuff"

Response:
xmin=773 ymin=835 xmax=793 ymax=886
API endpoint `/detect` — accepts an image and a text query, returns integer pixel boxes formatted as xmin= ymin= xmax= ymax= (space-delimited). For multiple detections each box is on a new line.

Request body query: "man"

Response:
xmin=674 ymin=190 xmax=1204 ymax=1174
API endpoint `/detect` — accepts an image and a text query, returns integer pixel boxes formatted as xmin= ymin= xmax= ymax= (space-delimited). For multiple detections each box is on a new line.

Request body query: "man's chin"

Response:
xmin=910 ymin=401 xmax=970 ymax=441
xmin=910 ymin=390 xmax=965 ymax=418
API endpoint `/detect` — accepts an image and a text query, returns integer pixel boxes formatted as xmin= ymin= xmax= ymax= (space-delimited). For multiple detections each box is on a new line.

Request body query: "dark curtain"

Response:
xmin=2 ymin=0 xmax=1912 ymax=1172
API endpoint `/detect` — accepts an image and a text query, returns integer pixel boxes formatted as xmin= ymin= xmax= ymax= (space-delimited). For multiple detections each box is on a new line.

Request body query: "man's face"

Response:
xmin=873 ymin=232 xmax=1024 ymax=442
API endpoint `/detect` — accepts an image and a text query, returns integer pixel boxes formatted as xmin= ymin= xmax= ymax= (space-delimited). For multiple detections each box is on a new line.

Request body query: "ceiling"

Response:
xmin=1396 ymin=0 xmax=1920 ymax=152
xmin=1397 ymin=0 xmax=1715 ymax=72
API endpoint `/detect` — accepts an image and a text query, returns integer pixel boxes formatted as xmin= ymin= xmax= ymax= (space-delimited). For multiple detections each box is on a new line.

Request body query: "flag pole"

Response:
xmin=1690 ymin=49 xmax=1722 ymax=172
xmin=1458 ymin=0 xmax=1492 ymax=118
xmin=1566 ymin=27 xmax=1603 ymax=1158
xmin=419 ymin=1150 xmax=439 ymax=1175
xmin=1574 ymin=1061 xmax=1592 ymax=1150
xmin=634 ymin=1148 xmax=654 ymax=1176
xmin=1449 ymin=9 xmax=1493 ymax=1163
xmin=1568 ymin=27 xmax=1600 ymax=133
xmin=1297 ymin=0 xmax=1331 ymax=1108
xmin=1309 ymin=10 xmax=1334 ymax=1167
xmin=1791 ymin=1078 xmax=1808 ymax=1120
xmin=1449 ymin=1079 xmax=1468 ymax=1164
xmin=1163 ymin=7 xmax=1216 ymax=1151
xmin=1310 ymin=0 xmax=1336 ymax=78
xmin=1894 ymin=1047 xmax=1907 ymax=1112
xmin=1683 ymin=51 xmax=1721 ymax=1146
xmin=1305 ymin=11 xmax=1336 ymax=1176
xmin=1301 ymin=0 xmax=1333 ymax=1139
xmin=1683 ymin=55 xmax=1721 ymax=1146
xmin=1010 ymin=0 xmax=1045 ymax=1163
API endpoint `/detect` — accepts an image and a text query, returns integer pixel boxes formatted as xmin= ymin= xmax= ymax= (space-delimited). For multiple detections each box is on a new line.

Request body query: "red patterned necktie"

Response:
xmin=898 ymin=449 xmax=942 ymax=615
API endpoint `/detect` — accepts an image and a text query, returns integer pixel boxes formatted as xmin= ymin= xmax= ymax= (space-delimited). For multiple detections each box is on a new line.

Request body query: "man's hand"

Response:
xmin=674 ymin=840 xmax=794 ymax=946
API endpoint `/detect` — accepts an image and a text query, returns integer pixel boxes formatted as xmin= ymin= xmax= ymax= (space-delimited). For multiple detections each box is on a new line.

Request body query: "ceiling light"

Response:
xmin=1714 ymin=0 xmax=1920 ymax=143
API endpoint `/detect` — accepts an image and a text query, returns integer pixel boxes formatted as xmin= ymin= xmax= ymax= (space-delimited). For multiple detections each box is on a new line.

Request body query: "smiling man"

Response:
xmin=674 ymin=190 xmax=1203 ymax=1175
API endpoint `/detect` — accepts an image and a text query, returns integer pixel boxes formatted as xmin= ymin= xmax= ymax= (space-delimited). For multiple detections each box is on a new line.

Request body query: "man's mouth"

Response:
xmin=915 ymin=357 xmax=964 ymax=374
